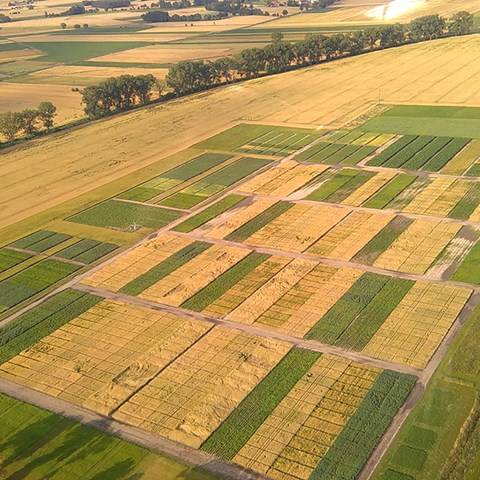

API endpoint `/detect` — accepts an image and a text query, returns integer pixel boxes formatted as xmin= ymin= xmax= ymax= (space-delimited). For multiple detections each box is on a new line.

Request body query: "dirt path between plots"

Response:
xmin=0 ymin=378 xmax=268 ymax=480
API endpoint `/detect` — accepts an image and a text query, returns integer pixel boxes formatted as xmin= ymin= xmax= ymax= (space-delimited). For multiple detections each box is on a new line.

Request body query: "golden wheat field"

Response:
xmin=4 ymin=36 xmax=480 ymax=230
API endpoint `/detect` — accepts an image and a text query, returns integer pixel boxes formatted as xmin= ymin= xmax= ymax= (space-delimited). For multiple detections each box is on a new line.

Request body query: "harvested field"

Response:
xmin=8 ymin=36 xmax=480 ymax=229
xmin=90 ymin=44 xmax=241 ymax=65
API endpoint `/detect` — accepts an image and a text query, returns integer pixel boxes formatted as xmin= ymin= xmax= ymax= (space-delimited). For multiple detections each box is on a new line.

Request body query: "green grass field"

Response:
xmin=373 ymin=303 xmax=480 ymax=480
xmin=362 ymin=106 xmax=480 ymax=139
xmin=68 ymin=199 xmax=184 ymax=230
xmin=23 ymin=42 xmax=153 ymax=63
xmin=0 ymin=393 xmax=224 ymax=480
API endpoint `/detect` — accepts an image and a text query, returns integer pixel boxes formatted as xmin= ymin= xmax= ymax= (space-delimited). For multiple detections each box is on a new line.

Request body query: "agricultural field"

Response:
xmin=0 ymin=289 xmax=417 ymax=480
xmin=5 ymin=16 xmax=480 ymax=480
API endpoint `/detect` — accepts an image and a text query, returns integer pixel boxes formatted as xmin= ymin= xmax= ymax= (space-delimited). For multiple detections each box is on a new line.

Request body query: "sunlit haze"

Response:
xmin=366 ymin=0 xmax=427 ymax=20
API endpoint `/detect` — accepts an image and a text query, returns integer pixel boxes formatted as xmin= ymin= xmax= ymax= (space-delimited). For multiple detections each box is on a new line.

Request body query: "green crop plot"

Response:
xmin=68 ymin=199 xmax=184 ymax=230
xmin=311 ymin=371 xmax=416 ymax=480
xmin=306 ymin=169 xmax=359 ymax=202
xmin=9 ymin=230 xmax=71 ymax=253
xmin=363 ymin=174 xmax=417 ymax=209
xmin=0 ymin=394 xmax=223 ymax=480
xmin=0 ymin=260 xmax=80 ymax=314
xmin=194 ymin=123 xmax=320 ymax=154
xmin=201 ymin=348 xmax=321 ymax=459
xmin=361 ymin=105 xmax=480 ymax=139
xmin=173 ymin=195 xmax=246 ymax=233
xmin=452 ymin=241 xmax=480 ymax=284
xmin=0 ymin=289 xmax=100 ymax=364
xmin=158 ymin=157 xmax=270 ymax=209
xmin=0 ymin=249 xmax=31 ymax=274
xmin=307 ymin=272 xmax=414 ymax=350
xmin=23 ymin=42 xmax=152 ymax=63
xmin=118 ymin=153 xmax=232 ymax=202
xmin=56 ymin=239 xmax=118 ymax=264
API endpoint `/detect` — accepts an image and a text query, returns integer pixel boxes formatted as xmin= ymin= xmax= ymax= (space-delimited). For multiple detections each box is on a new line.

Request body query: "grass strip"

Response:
xmin=225 ymin=201 xmax=293 ymax=242
xmin=173 ymin=195 xmax=246 ymax=233
xmin=326 ymin=170 xmax=376 ymax=203
xmin=335 ymin=277 xmax=414 ymax=350
xmin=363 ymin=174 xmax=417 ymax=209
xmin=119 ymin=241 xmax=211 ymax=296
xmin=452 ymin=241 xmax=480 ymax=284
xmin=366 ymin=136 xmax=417 ymax=167
xmin=181 ymin=252 xmax=269 ymax=312
xmin=306 ymin=272 xmax=390 ymax=344
xmin=306 ymin=169 xmax=358 ymax=202
xmin=201 ymin=348 xmax=321 ymax=459
xmin=309 ymin=370 xmax=417 ymax=480
xmin=352 ymin=216 xmax=413 ymax=265
xmin=0 ymin=289 xmax=101 ymax=364
xmin=448 ymin=182 xmax=480 ymax=220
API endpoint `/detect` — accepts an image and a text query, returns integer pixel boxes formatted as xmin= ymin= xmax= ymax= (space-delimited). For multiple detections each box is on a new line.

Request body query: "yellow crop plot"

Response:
xmin=113 ymin=326 xmax=291 ymax=447
xmin=469 ymin=203 xmax=480 ymax=222
xmin=0 ymin=299 xmax=211 ymax=413
xmin=341 ymin=172 xmax=396 ymax=207
xmin=308 ymin=211 xmax=394 ymax=261
xmin=373 ymin=219 xmax=461 ymax=274
xmin=246 ymin=203 xmax=349 ymax=252
xmin=234 ymin=354 xmax=380 ymax=479
xmin=83 ymin=234 xmax=193 ymax=292
xmin=138 ymin=244 xmax=249 ymax=306
xmin=252 ymin=265 xmax=362 ymax=337
xmin=199 ymin=197 xmax=277 ymax=239
xmin=363 ymin=283 xmax=471 ymax=368
xmin=240 ymin=161 xmax=328 ymax=197
xmin=440 ymin=140 xmax=480 ymax=175
xmin=401 ymin=178 xmax=471 ymax=217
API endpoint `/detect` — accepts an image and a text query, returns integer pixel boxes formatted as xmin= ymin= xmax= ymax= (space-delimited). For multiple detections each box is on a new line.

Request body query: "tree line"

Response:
xmin=0 ymin=102 xmax=57 ymax=141
xmin=82 ymin=74 xmax=159 ymax=118
xmin=141 ymin=9 xmax=227 ymax=21
xmin=165 ymin=12 xmax=475 ymax=94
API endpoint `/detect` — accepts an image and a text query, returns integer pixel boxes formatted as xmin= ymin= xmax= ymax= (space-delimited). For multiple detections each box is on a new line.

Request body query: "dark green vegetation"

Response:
xmin=307 ymin=273 xmax=413 ymax=350
xmin=194 ymin=123 xmax=319 ymax=152
xmin=307 ymin=169 xmax=376 ymax=203
xmin=374 ymin=304 xmax=480 ymax=480
xmin=158 ymin=157 xmax=270 ymax=209
xmin=56 ymin=239 xmax=118 ymax=264
xmin=225 ymin=201 xmax=293 ymax=242
xmin=23 ymin=42 xmax=151 ymax=63
xmin=173 ymin=194 xmax=245 ymax=233
xmin=312 ymin=371 xmax=416 ymax=480
xmin=0 ymin=393 xmax=223 ymax=480
xmin=181 ymin=252 xmax=269 ymax=312
xmin=298 ymin=141 xmax=375 ymax=165
xmin=0 ymin=260 xmax=79 ymax=314
xmin=363 ymin=174 xmax=417 ymax=209
xmin=68 ymin=199 xmax=184 ymax=230
xmin=452 ymin=240 xmax=480 ymax=284
xmin=201 ymin=348 xmax=321 ymax=459
xmin=0 ymin=249 xmax=31 ymax=274
xmin=353 ymin=217 xmax=413 ymax=265
xmin=362 ymin=105 xmax=480 ymax=139
xmin=366 ymin=135 xmax=469 ymax=172
xmin=0 ymin=289 xmax=100 ymax=364
xmin=9 ymin=230 xmax=71 ymax=253
xmin=118 ymin=153 xmax=231 ymax=202
xmin=119 ymin=241 xmax=211 ymax=296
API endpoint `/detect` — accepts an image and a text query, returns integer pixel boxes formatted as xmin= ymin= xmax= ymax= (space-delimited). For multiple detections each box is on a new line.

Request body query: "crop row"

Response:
xmin=118 ymin=153 xmax=231 ymax=202
xmin=238 ymin=131 xmax=315 ymax=157
xmin=55 ymin=239 xmax=118 ymax=264
xmin=0 ymin=260 xmax=80 ymax=313
xmin=201 ymin=348 xmax=321 ymax=459
xmin=9 ymin=230 xmax=72 ymax=253
xmin=0 ymin=289 xmax=101 ymax=364
xmin=309 ymin=370 xmax=417 ymax=480
xmin=0 ymin=249 xmax=31 ymax=274
xmin=158 ymin=157 xmax=270 ymax=209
